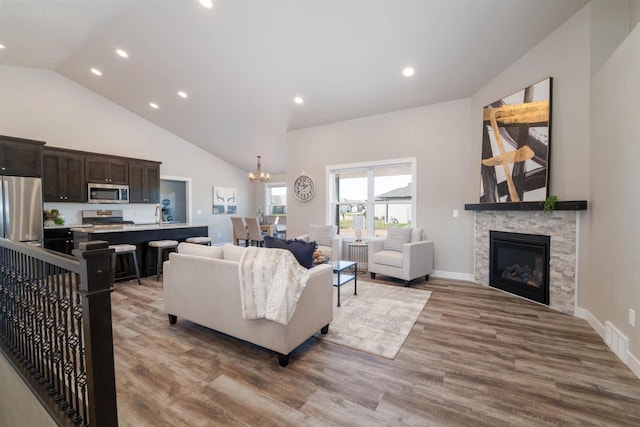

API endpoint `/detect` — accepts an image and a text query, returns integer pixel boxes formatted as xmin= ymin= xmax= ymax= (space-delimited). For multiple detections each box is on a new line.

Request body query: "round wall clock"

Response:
xmin=293 ymin=174 xmax=315 ymax=202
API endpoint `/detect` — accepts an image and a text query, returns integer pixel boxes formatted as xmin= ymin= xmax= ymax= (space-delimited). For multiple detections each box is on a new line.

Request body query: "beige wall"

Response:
xmin=589 ymin=22 xmax=640 ymax=358
xmin=0 ymin=66 xmax=251 ymax=243
xmin=631 ymin=0 xmax=640 ymax=28
xmin=287 ymin=98 xmax=474 ymax=278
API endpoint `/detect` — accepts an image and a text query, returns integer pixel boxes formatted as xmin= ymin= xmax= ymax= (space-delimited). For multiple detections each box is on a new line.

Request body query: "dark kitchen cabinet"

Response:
xmin=43 ymin=148 xmax=86 ymax=202
xmin=0 ymin=135 xmax=45 ymax=177
xmin=129 ymin=160 xmax=160 ymax=203
xmin=85 ymin=155 xmax=128 ymax=185
xmin=43 ymin=228 xmax=75 ymax=255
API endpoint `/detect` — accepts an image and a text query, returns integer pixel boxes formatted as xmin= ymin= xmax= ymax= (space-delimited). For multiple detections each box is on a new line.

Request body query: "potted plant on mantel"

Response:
xmin=543 ymin=195 xmax=558 ymax=212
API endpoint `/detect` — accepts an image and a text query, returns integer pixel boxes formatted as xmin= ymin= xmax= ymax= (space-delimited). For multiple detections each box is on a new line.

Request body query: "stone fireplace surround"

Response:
xmin=466 ymin=202 xmax=587 ymax=315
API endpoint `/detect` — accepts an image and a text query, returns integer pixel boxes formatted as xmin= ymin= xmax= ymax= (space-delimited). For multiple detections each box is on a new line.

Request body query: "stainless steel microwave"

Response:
xmin=87 ymin=183 xmax=129 ymax=204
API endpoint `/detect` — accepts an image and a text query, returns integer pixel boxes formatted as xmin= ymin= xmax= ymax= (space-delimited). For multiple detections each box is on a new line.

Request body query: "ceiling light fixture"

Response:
xmin=115 ymin=48 xmax=129 ymax=58
xmin=402 ymin=66 xmax=415 ymax=77
xmin=199 ymin=0 xmax=213 ymax=9
xmin=0 ymin=44 xmax=5 ymax=49
xmin=178 ymin=91 xmax=188 ymax=98
xmin=249 ymin=155 xmax=270 ymax=183
xmin=90 ymin=68 xmax=103 ymax=76
xmin=294 ymin=96 xmax=304 ymax=104
xmin=149 ymin=102 xmax=159 ymax=109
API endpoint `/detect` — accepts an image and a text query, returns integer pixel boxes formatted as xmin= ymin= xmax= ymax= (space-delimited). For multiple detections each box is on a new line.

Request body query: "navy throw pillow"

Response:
xmin=264 ymin=236 xmax=317 ymax=269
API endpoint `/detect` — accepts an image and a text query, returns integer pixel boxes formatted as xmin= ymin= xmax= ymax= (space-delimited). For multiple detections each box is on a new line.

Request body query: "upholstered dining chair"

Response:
xmin=230 ymin=216 xmax=249 ymax=246
xmin=244 ymin=217 xmax=265 ymax=247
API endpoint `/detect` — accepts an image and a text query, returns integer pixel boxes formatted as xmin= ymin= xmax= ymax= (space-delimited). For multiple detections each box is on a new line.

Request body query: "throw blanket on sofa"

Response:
xmin=238 ymin=247 xmax=311 ymax=326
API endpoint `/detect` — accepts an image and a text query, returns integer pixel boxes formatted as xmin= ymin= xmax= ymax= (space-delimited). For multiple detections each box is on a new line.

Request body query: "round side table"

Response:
xmin=348 ymin=242 xmax=368 ymax=273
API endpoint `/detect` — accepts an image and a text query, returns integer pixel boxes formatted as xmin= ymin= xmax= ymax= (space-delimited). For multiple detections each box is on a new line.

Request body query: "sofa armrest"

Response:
xmin=296 ymin=234 xmax=310 ymax=242
xmin=368 ymin=238 xmax=385 ymax=260
xmin=402 ymin=240 xmax=434 ymax=277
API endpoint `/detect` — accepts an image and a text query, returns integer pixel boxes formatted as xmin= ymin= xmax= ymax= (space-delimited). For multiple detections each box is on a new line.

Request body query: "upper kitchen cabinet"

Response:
xmin=129 ymin=160 xmax=160 ymax=203
xmin=0 ymin=135 xmax=45 ymax=177
xmin=43 ymin=148 xmax=86 ymax=202
xmin=85 ymin=155 xmax=128 ymax=185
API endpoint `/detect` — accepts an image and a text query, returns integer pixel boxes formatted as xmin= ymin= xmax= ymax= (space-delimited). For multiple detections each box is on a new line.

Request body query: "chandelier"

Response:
xmin=249 ymin=155 xmax=270 ymax=183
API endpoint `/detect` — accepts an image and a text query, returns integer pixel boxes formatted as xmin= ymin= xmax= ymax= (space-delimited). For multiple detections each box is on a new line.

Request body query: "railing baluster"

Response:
xmin=0 ymin=239 xmax=117 ymax=426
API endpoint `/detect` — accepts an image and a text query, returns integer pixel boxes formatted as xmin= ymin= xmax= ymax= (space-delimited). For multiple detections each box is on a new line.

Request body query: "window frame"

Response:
xmin=325 ymin=157 xmax=417 ymax=237
xmin=264 ymin=181 xmax=287 ymax=216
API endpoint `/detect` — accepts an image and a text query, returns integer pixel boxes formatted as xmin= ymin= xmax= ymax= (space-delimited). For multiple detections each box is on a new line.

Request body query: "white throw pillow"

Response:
xmin=309 ymin=225 xmax=336 ymax=247
xmin=178 ymin=242 xmax=223 ymax=259
xmin=384 ymin=227 xmax=413 ymax=252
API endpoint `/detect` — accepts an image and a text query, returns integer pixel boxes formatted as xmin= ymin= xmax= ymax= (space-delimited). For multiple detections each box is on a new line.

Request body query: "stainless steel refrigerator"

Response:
xmin=0 ymin=175 xmax=43 ymax=244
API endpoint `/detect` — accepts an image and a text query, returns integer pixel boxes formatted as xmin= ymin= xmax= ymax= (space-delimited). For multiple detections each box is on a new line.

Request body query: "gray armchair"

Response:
xmin=297 ymin=224 xmax=343 ymax=261
xmin=368 ymin=227 xmax=434 ymax=286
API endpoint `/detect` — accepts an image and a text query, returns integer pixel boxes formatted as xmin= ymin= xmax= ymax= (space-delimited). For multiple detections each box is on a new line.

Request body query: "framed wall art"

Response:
xmin=479 ymin=77 xmax=552 ymax=203
xmin=212 ymin=186 xmax=237 ymax=214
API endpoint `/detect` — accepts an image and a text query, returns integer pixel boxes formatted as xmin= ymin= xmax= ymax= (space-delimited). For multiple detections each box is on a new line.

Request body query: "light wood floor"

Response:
xmin=110 ymin=275 xmax=640 ymax=426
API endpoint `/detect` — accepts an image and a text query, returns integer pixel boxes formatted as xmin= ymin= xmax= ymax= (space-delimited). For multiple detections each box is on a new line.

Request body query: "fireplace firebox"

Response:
xmin=489 ymin=231 xmax=550 ymax=305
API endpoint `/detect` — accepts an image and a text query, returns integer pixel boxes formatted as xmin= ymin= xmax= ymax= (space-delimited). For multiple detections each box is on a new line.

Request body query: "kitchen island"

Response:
xmin=72 ymin=223 xmax=210 ymax=278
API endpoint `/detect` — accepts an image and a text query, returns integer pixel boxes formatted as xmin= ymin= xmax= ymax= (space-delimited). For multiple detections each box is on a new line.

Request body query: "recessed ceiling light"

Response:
xmin=90 ymin=68 xmax=103 ymax=76
xmin=149 ymin=102 xmax=159 ymax=109
xmin=199 ymin=0 xmax=213 ymax=8
xmin=402 ymin=66 xmax=415 ymax=77
xmin=0 ymin=44 xmax=5 ymax=50
xmin=294 ymin=96 xmax=304 ymax=105
xmin=115 ymin=48 xmax=129 ymax=58
xmin=178 ymin=91 xmax=188 ymax=99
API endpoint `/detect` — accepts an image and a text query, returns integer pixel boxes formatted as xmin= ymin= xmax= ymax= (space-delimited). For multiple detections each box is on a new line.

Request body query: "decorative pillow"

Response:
xmin=264 ymin=235 xmax=317 ymax=269
xmin=177 ymin=242 xmax=223 ymax=259
xmin=308 ymin=224 xmax=336 ymax=247
xmin=223 ymin=244 xmax=247 ymax=261
xmin=384 ymin=227 xmax=413 ymax=252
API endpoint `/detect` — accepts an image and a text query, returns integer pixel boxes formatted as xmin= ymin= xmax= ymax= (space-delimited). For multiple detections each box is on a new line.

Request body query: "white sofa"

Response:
xmin=163 ymin=243 xmax=333 ymax=366
xmin=368 ymin=227 xmax=434 ymax=286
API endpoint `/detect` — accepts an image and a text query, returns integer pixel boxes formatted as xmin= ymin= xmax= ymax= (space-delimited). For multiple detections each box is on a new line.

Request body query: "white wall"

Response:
xmin=0 ymin=65 xmax=251 ymax=243
xmin=590 ymin=21 xmax=640 ymax=364
xmin=287 ymin=98 xmax=474 ymax=278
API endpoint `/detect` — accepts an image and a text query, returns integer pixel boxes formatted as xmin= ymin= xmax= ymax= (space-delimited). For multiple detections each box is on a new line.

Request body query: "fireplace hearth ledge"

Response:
xmin=465 ymin=200 xmax=587 ymax=211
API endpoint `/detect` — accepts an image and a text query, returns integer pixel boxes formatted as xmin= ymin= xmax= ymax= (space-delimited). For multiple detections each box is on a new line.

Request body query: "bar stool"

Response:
xmin=147 ymin=240 xmax=179 ymax=280
xmin=109 ymin=244 xmax=142 ymax=286
xmin=185 ymin=236 xmax=212 ymax=246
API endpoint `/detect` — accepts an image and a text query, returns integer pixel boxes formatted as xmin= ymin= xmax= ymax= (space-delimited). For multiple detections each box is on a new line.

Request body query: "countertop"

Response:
xmin=69 ymin=223 xmax=210 ymax=234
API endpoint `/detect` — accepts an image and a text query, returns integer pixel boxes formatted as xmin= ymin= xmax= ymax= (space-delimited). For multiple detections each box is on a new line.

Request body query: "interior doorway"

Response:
xmin=160 ymin=176 xmax=191 ymax=223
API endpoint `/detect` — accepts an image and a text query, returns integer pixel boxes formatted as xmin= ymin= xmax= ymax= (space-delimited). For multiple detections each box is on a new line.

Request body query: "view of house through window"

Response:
xmin=266 ymin=183 xmax=287 ymax=215
xmin=328 ymin=159 xmax=415 ymax=238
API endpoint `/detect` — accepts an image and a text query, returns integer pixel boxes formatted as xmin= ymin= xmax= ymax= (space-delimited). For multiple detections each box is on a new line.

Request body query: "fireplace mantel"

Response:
xmin=465 ymin=200 xmax=587 ymax=211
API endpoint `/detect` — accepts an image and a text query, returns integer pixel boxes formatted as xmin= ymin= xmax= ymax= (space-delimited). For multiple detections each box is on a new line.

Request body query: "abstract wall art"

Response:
xmin=480 ymin=78 xmax=552 ymax=203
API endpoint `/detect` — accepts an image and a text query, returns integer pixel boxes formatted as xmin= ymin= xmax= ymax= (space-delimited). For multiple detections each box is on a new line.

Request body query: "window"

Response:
xmin=327 ymin=158 xmax=415 ymax=238
xmin=266 ymin=182 xmax=287 ymax=215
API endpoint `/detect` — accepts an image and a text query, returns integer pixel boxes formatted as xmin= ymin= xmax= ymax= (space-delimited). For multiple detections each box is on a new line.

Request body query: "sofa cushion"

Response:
xmin=223 ymin=244 xmax=247 ymax=261
xmin=309 ymin=224 xmax=336 ymax=247
xmin=264 ymin=235 xmax=316 ymax=269
xmin=384 ymin=227 xmax=413 ymax=252
xmin=178 ymin=242 xmax=223 ymax=259
xmin=373 ymin=250 xmax=403 ymax=268
xmin=411 ymin=228 xmax=424 ymax=243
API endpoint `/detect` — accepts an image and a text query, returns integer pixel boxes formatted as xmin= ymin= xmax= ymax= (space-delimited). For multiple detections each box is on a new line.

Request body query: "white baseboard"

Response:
xmin=575 ymin=307 xmax=605 ymax=337
xmin=575 ymin=307 xmax=639 ymax=380
xmin=431 ymin=270 xmax=475 ymax=282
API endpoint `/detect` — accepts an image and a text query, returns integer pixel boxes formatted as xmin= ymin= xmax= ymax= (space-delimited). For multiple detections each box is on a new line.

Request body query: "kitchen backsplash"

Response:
xmin=43 ymin=203 xmax=159 ymax=226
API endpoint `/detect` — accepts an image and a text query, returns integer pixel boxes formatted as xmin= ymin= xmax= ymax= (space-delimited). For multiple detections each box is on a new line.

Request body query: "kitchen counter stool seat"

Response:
xmin=109 ymin=244 xmax=142 ymax=286
xmin=147 ymin=240 xmax=179 ymax=280
xmin=185 ymin=236 xmax=212 ymax=245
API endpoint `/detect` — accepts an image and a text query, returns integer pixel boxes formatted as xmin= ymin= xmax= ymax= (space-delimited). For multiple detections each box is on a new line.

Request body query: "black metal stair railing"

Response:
xmin=0 ymin=238 xmax=118 ymax=427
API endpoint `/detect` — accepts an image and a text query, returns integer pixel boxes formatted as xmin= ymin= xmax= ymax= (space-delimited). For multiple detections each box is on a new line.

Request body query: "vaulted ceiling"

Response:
xmin=0 ymin=0 xmax=588 ymax=173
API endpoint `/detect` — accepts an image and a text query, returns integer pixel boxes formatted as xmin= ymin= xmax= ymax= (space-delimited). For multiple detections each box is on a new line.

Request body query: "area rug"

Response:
xmin=319 ymin=281 xmax=431 ymax=359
